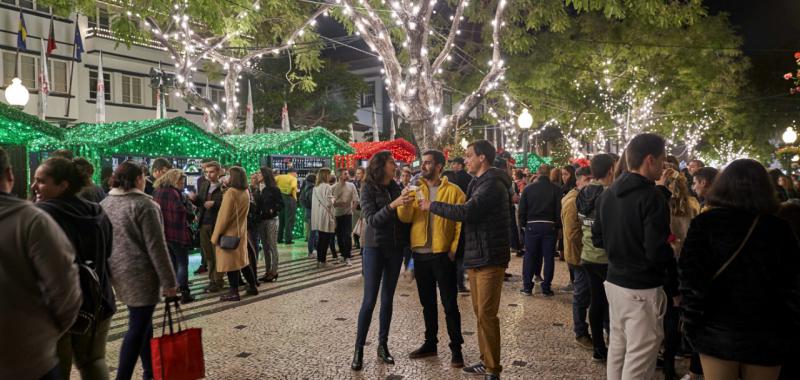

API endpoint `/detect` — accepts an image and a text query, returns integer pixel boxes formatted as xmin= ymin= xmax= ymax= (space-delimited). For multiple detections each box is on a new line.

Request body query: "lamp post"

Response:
xmin=4 ymin=78 xmax=30 ymax=110
xmin=517 ymin=108 xmax=533 ymax=170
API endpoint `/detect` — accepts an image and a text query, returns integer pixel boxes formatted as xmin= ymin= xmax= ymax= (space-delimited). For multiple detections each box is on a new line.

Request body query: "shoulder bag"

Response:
xmin=712 ymin=215 xmax=760 ymax=280
xmin=218 ymin=196 xmax=241 ymax=250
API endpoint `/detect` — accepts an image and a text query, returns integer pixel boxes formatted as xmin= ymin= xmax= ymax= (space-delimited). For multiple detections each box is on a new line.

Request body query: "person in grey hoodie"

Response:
xmin=0 ymin=147 xmax=82 ymax=380
xmin=100 ymin=160 xmax=178 ymax=380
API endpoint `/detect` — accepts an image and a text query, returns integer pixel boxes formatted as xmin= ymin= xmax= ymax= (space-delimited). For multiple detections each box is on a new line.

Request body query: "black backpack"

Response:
xmin=300 ymin=184 xmax=314 ymax=210
xmin=70 ymin=261 xmax=105 ymax=335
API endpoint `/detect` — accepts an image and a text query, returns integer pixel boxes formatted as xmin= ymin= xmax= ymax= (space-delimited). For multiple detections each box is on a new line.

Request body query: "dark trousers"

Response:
xmin=523 ymin=222 xmax=557 ymax=292
xmin=355 ymin=246 xmax=403 ymax=347
xmin=56 ymin=317 xmax=111 ymax=379
xmin=316 ymin=231 xmax=335 ymax=263
xmin=414 ymin=253 xmax=464 ymax=351
xmin=455 ymin=232 xmax=466 ymax=289
xmin=226 ymin=266 xmax=257 ymax=291
xmin=335 ymin=214 xmax=353 ymax=259
xmin=39 ymin=366 xmax=61 ymax=380
xmin=570 ymin=264 xmax=590 ymax=338
xmin=116 ymin=305 xmax=155 ymax=380
xmin=167 ymin=242 xmax=189 ymax=289
xmin=278 ymin=195 xmax=296 ymax=243
xmin=583 ymin=262 xmax=609 ymax=353
xmin=663 ymin=296 xmax=681 ymax=375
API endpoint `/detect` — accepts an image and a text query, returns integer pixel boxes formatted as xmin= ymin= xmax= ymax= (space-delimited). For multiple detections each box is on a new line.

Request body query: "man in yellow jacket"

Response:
xmin=398 ymin=149 xmax=466 ymax=368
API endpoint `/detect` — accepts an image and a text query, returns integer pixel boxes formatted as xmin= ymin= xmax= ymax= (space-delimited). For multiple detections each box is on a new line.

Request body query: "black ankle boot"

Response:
xmin=377 ymin=343 xmax=395 ymax=365
xmin=351 ymin=346 xmax=364 ymax=371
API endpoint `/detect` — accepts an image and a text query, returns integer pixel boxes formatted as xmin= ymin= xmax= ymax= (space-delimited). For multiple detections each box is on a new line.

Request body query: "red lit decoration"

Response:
xmin=570 ymin=157 xmax=590 ymax=168
xmin=335 ymin=138 xmax=417 ymax=168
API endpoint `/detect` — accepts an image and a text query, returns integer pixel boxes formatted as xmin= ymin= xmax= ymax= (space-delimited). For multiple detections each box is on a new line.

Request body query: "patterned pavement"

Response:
xmin=73 ymin=243 xmax=685 ymax=379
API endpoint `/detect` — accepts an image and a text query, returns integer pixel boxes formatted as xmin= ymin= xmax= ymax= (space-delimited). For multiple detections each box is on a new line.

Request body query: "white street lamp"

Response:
xmin=517 ymin=108 xmax=533 ymax=170
xmin=517 ymin=108 xmax=533 ymax=130
xmin=5 ymin=78 xmax=30 ymax=109
xmin=783 ymin=127 xmax=797 ymax=145
xmin=792 ymin=155 xmax=799 ymax=163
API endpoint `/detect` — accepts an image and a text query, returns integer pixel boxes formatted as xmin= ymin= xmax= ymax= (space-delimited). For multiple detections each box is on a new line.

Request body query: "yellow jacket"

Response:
xmin=397 ymin=176 xmax=465 ymax=254
xmin=275 ymin=174 xmax=298 ymax=199
xmin=561 ymin=188 xmax=582 ymax=266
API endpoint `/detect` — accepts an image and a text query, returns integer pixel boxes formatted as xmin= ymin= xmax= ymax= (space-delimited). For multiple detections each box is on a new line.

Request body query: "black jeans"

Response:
xmin=523 ymin=223 xmax=557 ymax=292
xmin=316 ymin=231 xmax=335 ymax=263
xmin=227 ymin=264 xmax=257 ymax=291
xmin=355 ymin=246 xmax=403 ymax=347
xmin=582 ymin=262 xmax=609 ymax=353
xmin=116 ymin=304 xmax=155 ymax=380
xmin=414 ymin=253 xmax=464 ymax=351
xmin=167 ymin=242 xmax=189 ymax=289
xmin=663 ymin=296 xmax=681 ymax=375
xmin=335 ymin=214 xmax=353 ymax=259
xmin=38 ymin=365 xmax=61 ymax=380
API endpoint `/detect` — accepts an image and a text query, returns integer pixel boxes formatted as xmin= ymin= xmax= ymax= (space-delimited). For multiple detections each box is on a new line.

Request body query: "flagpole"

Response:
xmin=65 ymin=13 xmax=78 ymax=117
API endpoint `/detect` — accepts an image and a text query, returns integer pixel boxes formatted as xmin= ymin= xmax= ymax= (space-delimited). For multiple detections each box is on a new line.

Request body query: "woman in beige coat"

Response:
xmin=211 ymin=166 xmax=258 ymax=302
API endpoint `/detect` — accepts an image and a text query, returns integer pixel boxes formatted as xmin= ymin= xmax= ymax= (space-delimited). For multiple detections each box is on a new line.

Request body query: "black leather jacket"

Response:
xmin=359 ymin=180 xmax=410 ymax=249
xmin=430 ymin=167 xmax=512 ymax=269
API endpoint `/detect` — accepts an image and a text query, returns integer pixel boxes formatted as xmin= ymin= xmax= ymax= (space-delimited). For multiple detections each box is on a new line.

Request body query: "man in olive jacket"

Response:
xmin=420 ymin=140 xmax=511 ymax=380
xmin=0 ymin=148 xmax=81 ymax=379
xmin=398 ymin=149 xmax=466 ymax=367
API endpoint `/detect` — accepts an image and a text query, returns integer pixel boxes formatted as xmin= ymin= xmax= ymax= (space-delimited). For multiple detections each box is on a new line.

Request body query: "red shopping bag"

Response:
xmin=151 ymin=298 xmax=205 ymax=380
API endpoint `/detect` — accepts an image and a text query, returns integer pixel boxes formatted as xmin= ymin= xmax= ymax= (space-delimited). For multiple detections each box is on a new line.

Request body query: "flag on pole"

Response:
xmin=38 ymin=38 xmax=50 ymax=119
xmin=389 ymin=114 xmax=396 ymax=140
xmin=280 ymin=102 xmax=290 ymax=132
xmin=73 ymin=21 xmax=84 ymax=62
xmin=17 ymin=12 xmax=28 ymax=51
xmin=155 ymin=64 xmax=166 ymax=119
xmin=46 ymin=16 xmax=57 ymax=55
xmin=245 ymin=81 xmax=254 ymax=134
xmin=371 ymin=104 xmax=379 ymax=142
xmin=95 ymin=52 xmax=106 ymax=123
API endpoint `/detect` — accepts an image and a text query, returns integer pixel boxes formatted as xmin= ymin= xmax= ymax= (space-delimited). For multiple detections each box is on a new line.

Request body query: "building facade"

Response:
xmin=0 ymin=1 xmax=223 ymax=126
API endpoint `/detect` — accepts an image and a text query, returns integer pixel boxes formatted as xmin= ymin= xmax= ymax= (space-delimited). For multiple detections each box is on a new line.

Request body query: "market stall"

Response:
xmin=0 ymin=102 xmax=63 ymax=198
xmin=224 ymin=127 xmax=354 ymax=240
xmin=512 ymin=152 xmax=552 ymax=172
xmin=58 ymin=117 xmax=235 ymax=189
xmin=334 ymin=138 xmax=417 ymax=169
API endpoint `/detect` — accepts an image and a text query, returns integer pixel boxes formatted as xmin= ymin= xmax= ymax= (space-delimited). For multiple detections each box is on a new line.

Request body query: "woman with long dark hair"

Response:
xmin=560 ymin=165 xmax=577 ymax=195
xmin=679 ymin=159 xmax=800 ymax=380
xmin=351 ymin=151 xmax=412 ymax=371
xmin=212 ymin=166 xmax=258 ymax=302
xmin=258 ymin=167 xmax=283 ymax=282
xmin=33 ymin=157 xmax=116 ymax=379
xmin=101 ymin=161 xmax=178 ymax=380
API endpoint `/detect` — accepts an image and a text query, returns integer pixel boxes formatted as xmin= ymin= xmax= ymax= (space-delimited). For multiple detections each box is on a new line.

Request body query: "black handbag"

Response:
xmin=218 ymin=197 xmax=241 ymax=250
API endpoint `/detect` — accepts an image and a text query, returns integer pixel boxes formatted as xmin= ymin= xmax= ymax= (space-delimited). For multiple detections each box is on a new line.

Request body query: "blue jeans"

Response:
xmin=167 ymin=242 xmax=189 ymax=289
xmin=523 ymin=222 xmax=557 ymax=292
xmin=116 ymin=305 xmax=155 ymax=380
xmin=571 ymin=264 xmax=590 ymax=338
xmin=355 ymin=246 xmax=403 ymax=347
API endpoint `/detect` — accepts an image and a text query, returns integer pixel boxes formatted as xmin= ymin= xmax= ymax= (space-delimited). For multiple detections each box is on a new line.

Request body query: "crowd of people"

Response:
xmin=2 ymin=131 xmax=800 ymax=380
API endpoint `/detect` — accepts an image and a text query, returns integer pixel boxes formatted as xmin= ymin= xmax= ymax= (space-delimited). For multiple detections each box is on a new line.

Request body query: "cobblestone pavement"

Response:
xmin=76 ymin=244 xmax=685 ymax=379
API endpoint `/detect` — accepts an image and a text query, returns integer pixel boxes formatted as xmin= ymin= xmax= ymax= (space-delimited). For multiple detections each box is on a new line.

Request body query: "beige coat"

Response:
xmin=211 ymin=187 xmax=250 ymax=272
xmin=561 ymin=188 xmax=582 ymax=266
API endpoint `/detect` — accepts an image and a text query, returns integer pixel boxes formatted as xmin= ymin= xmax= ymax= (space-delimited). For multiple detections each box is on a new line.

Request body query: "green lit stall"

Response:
xmin=0 ymin=102 xmax=63 ymax=198
xmin=224 ymin=127 xmax=354 ymax=239
xmin=60 ymin=117 xmax=235 ymax=187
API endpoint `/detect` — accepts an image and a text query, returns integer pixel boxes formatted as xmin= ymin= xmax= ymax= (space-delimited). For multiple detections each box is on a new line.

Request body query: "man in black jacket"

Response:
xmin=190 ymin=161 xmax=225 ymax=292
xmin=421 ymin=140 xmax=510 ymax=380
xmin=448 ymin=157 xmax=473 ymax=194
xmin=593 ymin=133 xmax=672 ymax=380
xmin=518 ymin=164 xmax=563 ymax=296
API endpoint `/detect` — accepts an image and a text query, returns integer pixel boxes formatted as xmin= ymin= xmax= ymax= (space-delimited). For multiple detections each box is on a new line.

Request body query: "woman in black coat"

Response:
xmin=679 ymin=159 xmax=800 ymax=380
xmin=351 ymin=151 xmax=411 ymax=371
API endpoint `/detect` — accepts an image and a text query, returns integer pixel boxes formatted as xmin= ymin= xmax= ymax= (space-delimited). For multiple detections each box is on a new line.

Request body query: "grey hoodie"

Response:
xmin=0 ymin=193 xmax=81 ymax=379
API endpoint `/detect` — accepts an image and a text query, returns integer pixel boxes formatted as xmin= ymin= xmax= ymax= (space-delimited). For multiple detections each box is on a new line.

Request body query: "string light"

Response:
xmin=335 ymin=138 xmax=417 ymax=168
xmin=0 ymin=102 xmax=64 ymax=147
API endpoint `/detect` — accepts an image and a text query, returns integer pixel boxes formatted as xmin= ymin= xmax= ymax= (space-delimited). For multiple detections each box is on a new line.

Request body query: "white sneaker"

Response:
xmin=345 ymin=258 xmax=352 ymax=266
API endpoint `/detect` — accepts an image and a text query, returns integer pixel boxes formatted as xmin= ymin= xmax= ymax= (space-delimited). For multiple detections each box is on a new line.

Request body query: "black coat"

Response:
xmin=594 ymin=172 xmax=674 ymax=291
xmin=679 ymin=208 xmax=800 ymax=365
xmin=359 ymin=180 xmax=410 ymax=249
xmin=518 ymin=176 xmax=563 ymax=227
xmin=193 ymin=180 xmax=224 ymax=225
xmin=37 ymin=196 xmax=116 ymax=320
xmin=430 ymin=167 xmax=512 ymax=269
xmin=451 ymin=169 xmax=473 ymax=194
